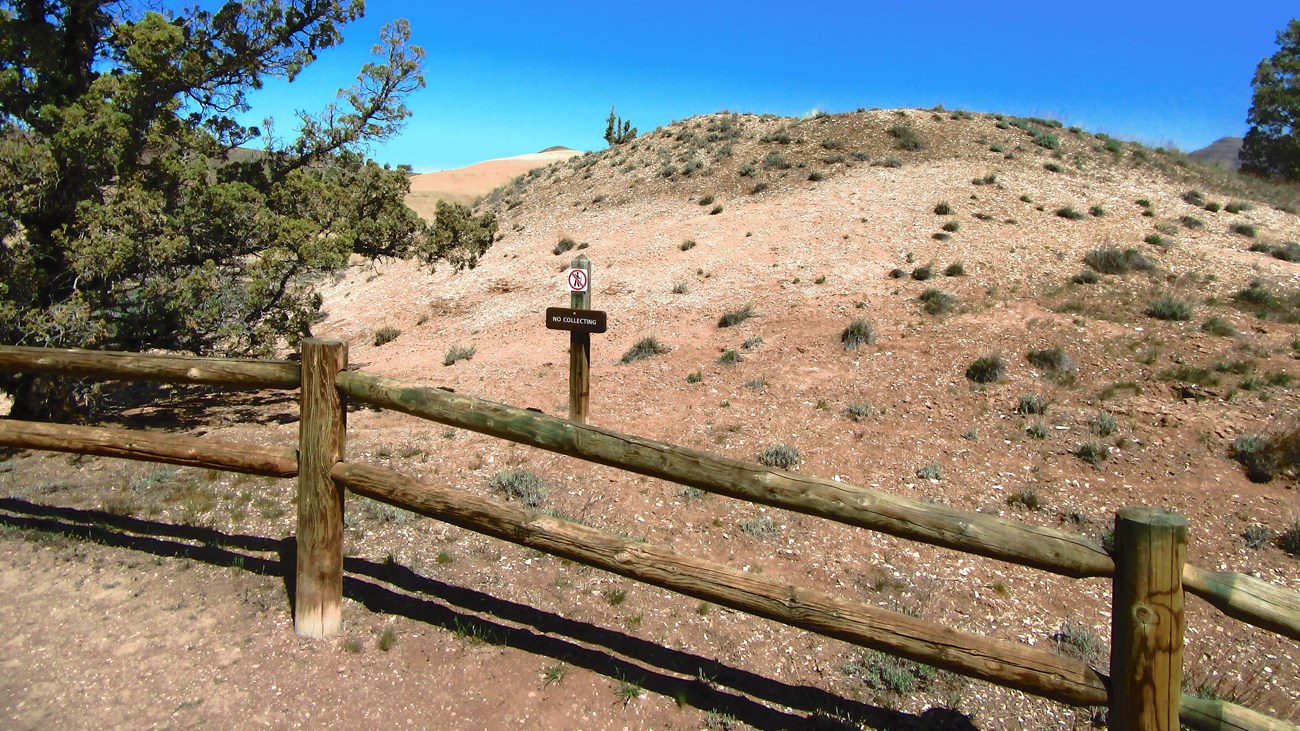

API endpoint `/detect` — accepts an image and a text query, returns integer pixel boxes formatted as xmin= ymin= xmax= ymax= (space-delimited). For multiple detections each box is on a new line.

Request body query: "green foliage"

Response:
xmin=686 ymin=370 xmax=703 ymax=383
xmin=604 ymin=106 xmax=637 ymax=146
xmin=621 ymin=336 xmax=667 ymax=363
xmin=718 ymin=349 xmax=742 ymax=365
xmin=1201 ymin=316 xmax=1236 ymax=336
xmin=1280 ymin=521 xmax=1300 ymax=556
xmin=1015 ymin=394 xmax=1049 ymax=415
xmin=1231 ymin=223 xmax=1258 ymax=238
xmin=934 ymin=201 xmax=953 ymax=215
xmin=843 ymin=649 xmax=936 ymax=695
xmin=443 ymin=344 xmax=475 ymax=366
xmin=739 ymin=516 xmax=779 ymax=540
xmin=944 ymin=261 xmax=965 ymax=276
xmin=1056 ymin=206 xmax=1086 ymax=220
xmin=965 ymin=353 xmax=1006 ymax=383
xmin=1007 ymin=485 xmax=1041 ymax=509
xmin=1089 ymin=413 xmax=1119 ymax=437
xmin=1147 ymin=296 xmax=1193 ymax=321
xmin=915 ymin=463 xmax=943 ymax=480
xmin=489 ymin=470 xmax=547 ymax=507
xmin=919 ymin=288 xmax=956 ymax=314
xmin=757 ymin=444 xmax=801 ymax=469
xmin=431 ymin=201 xmax=497 ymax=269
xmin=1084 ymin=248 xmax=1153 ymax=274
xmin=1232 ymin=435 xmax=1278 ymax=483
xmin=373 ymin=326 xmax=401 ymax=347
xmin=554 ymin=237 xmax=577 ymax=255
xmin=887 ymin=124 xmax=925 ymax=151
xmin=1075 ymin=441 xmax=1110 ymax=465
xmin=844 ymin=403 xmax=874 ymax=421
xmin=840 ymin=318 xmax=875 ymax=350
xmin=1240 ymin=19 xmax=1300 ymax=180
xmin=717 ymin=304 xmax=756 ymax=328
xmin=1026 ymin=346 xmax=1075 ymax=376
xmin=0 ymin=3 xmax=436 ymax=418
xmin=679 ymin=239 xmax=696 ymax=251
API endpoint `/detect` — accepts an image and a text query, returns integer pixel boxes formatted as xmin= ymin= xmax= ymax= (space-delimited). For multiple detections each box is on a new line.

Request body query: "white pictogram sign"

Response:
xmin=567 ymin=269 xmax=588 ymax=292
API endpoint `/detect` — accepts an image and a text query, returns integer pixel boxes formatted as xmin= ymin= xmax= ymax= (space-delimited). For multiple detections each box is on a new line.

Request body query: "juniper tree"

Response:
xmin=0 ymin=1 xmax=489 ymax=418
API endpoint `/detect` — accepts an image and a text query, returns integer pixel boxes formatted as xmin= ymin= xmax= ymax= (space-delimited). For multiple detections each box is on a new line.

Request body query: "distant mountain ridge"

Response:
xmin=1189 ymin=136 xmax=1243 ymax=170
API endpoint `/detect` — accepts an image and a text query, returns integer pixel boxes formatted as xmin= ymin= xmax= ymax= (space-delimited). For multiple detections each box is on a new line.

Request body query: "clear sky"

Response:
xmin=230 ymin=1 xmax=1298 ymax=172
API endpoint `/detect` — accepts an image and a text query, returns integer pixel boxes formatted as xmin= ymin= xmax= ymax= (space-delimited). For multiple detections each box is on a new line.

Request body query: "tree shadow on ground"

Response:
xmin=0 ymin=498 xmax=980 ymax=731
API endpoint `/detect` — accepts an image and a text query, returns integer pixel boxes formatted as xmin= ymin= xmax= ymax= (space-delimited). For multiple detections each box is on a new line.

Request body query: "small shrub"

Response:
xmin=672 ymin=281 xmax=689 ymax=294
xmin=1044 ymin=162 xmax=1064 ymax=173
xmin=944 ymin=261 xmax=965 ymax=276
xmin=966 ymin=353 xmax=1006 ymax=383
xmin=887 ymin=124 xmax=925 ymax=151
xmin=1016 ymin=394 xmax=1049 ymax=415
xmin=718 ymin=349 xmax=742 ymax=365
xmin=1232 ymin=435 xmax=1276 ymax=483
xmin=718 ymin=304 xmax=756 ymax=328
xmin=888 ymin=267 xmax=906 ymax=279
xmin=763 ymin=152 xmax=791 ymax=169
xmin=378 ymin=628 xmax=397 ymax=652
xmin=1056 ymin=206 xmax=1086 ymax=220
xmin=919 ymin=288 xmax=956 ymax=315
xmin=874 ymin=156 xmax=903 ymax=168
xmin=1231 ymin=223 xmax=1257 ymax=238
xmin=1072 ymin=270 xmax=1100 ymax=284
xmin=1053 ymin=621 xmax=1105 ymax=666
xmin=1272 ymin=242 xmax=1300 ymax=262
xmin=821 ymin=137 xmax=841 ymax=150
xmin=934 ymin=201 xmax=953 ymax=215
xmin=844 ymin=403 xmax=874 ymax=421
xmin=843 ymin=649 xmax=936 ymax=695
xmin=1084 ymin=248 xmax=1152 ymax=274
xmin=932 ymin=232 xmax=950 ymax=241
xmin=1136 ymin=198 xmax=1152 ymax=208
xmin=972 ymin=173 xmax=998 ymax=186
xmin=807 ymin=171 xmax=824 ymax=182
xmin=1225 ymin=201 xmax=1253 ymax=214
xmin=1147 ymin=296 xmax=1192 ymax=321
xmin=915 ymin=463 xmax=943 ymax=480
xmin=1007 ymin=485 xmax=1041 ymax=509
xmin=1279 ymin=521 xmax=1300 ymax=556
xmin=1025 ymin=423 xmax=1050 ymax=440
xmin=1181 ymin=190 xmax=1206 ymax=207
xmin=686 ymin=371 xmax=703 ymax=383
xmin=443 ymin=344 xmax=475 ymax=366
xmin=1026 ymin=346 xmax=1075 ymax=375
xmin=373 ymin=326 xmax=401 ymax=347
xmin=757 ymin=444 xmax=801 ymax=469
xmin=1180 ymin=215 xmax=1205 ymax=230
xmin=698 ymin=194 xmax=714 ymax=206
xmin=1199 ymin=316 xmax=1234 ymax=338
xmin=1204 ymin=201 xmax=1221 ymax=213
xmin=621 ymin=336 xmax=667 ymax=363
xmin=1075 ymin=441 xmax=1109 ymax=466
xmin=1033 ymin=131 xmax=1060 ymax=150
xmin=710 ymin=204 xmax=723 ymax=215
xmin=1144 ymin=233 xmax=1167 ymax=247
xmin=489 ymin=470 xmax=547 ymax=507
xmin=941 ymin=221 xmax=960 ymax=233
xmin=910 ymin=264 xmax=934 ymax=281
xmin=739 ymin=516 xmax=780 ymax=540
xmin=603 ymin=587 xmax=627 ymax=606
xmin=554 ymin=237 xmax=577 ymax=255
xmin=1089 ymin=205 xmax=1105 ymax=218
xmin=1089 ymin=413 xmax=1118 ymax=437
xmin=741 ymin=335 xmax=763 ymax=350
xmin=679 ymin=239 xmax=696 ymax=251
xmin=841 ymin=318 xmax=875 ymax=350
xmin=749 ymin=182 xmax=768 ymax=195
xmin=1242 ymin=524 xmax=1271 ymax=549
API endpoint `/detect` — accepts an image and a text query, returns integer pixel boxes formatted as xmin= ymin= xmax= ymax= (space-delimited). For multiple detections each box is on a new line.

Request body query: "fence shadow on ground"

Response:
xmin=0 ymin=497 xmax=978 ymax=731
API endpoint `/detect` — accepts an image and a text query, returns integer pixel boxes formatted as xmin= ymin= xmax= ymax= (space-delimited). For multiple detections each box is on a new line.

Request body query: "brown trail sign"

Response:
xmin=550 ymin=254 xmax=607 ymax=424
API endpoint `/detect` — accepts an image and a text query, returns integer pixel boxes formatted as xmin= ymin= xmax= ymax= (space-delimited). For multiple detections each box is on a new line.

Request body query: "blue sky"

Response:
xmin=232 ymin=1 xmax=1297 ymax=172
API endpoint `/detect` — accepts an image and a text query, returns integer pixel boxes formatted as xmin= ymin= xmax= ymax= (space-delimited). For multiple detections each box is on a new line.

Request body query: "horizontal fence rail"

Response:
xmin=336 ymin=369 xmax=1116 ymax=578
xmin=333 ymin=460 xmax=1110 ymax=706
xmin=1182 ymin=564 xmax=1300 ymax=643
xmin=2 ymin=344 xmax=1298 ymax=731
xmin=0 ymin=345 xmax=301 ymax=390
xmin=0 ymin=419 xmax=299 ymax=477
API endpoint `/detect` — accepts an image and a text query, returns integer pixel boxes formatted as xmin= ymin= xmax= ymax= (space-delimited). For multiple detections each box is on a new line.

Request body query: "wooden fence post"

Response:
xmin=569 ymin=254 xmax=591 ymax=424
xmin=1109 ymin=506 xmax=1188 ymax=730
xmin=296 ymin=338 xmax=347 ymax=638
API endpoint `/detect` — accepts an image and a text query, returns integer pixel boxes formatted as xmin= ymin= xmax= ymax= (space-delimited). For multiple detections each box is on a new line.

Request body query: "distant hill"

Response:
xmin=404 ymin=148 xmax=583 ymax=221
xmin=1189 ymin=136 xmax=1243 ymax=170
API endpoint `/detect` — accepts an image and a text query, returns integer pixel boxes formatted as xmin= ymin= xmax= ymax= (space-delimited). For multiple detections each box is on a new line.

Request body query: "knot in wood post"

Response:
xmin=295 ymin=338 xmax=347 ymax=638
xmin=1109 ymin=506 xmax=1187 ymax=731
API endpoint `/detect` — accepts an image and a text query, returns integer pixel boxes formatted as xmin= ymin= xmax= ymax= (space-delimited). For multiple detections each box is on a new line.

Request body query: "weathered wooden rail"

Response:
xmin=0 ymin=342 xmax=1297 ymax=731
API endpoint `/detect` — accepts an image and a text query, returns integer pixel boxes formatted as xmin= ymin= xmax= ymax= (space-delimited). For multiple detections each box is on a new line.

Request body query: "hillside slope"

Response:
xmin=404 ymin=148 xmax=583 ymax=219
xmin=4 ymin=109 xmax=1300 ymax=730
xmin=313 ymin=109 xmax=1300 ymax=721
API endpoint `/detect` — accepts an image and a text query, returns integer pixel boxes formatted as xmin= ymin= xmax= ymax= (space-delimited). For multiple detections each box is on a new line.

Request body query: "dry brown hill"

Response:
xmin=4 ymin=109 xmax=1300 ymax=730
xmin=404 ymin=148 xmax=583 ymax=220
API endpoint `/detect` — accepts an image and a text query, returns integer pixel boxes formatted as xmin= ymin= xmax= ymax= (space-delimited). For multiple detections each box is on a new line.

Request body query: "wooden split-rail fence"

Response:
xmin=0 ymin=341 xmax=1297 ymax=731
